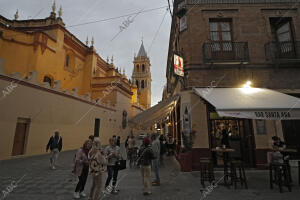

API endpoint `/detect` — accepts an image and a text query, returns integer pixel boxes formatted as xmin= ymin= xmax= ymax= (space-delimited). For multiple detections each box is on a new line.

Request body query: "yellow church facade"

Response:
xmin=0 ymin=4 xmax=149 ymax=160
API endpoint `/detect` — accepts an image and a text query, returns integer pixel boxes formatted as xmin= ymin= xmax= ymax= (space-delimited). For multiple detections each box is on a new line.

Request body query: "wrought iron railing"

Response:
xmin=203 ymin=42 xmax=249 ymax=63
xmin=265 ymin=41 xmax=300 ymax=62
xmin=186 ymin=0 xmax=300 ymax=4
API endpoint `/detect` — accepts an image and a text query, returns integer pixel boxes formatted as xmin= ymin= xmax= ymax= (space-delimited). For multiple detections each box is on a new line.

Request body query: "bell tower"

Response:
xmin=132 ymin=41 xmax=151 ymax=109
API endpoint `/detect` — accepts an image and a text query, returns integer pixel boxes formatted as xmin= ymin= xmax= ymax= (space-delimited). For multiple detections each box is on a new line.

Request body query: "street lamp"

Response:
xmin=240 ymin=80 xmax=261 ymax=94
xmin=243 ymin=81 xmax=252 ymax=88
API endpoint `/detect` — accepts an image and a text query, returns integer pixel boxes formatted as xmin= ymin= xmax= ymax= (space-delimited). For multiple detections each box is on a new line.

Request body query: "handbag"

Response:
xmin=115 ymin=159 xmax=126 ymax=170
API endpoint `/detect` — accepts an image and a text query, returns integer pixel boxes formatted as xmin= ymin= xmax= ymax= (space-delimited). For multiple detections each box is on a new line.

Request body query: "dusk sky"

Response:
xmin=0 ymin=0 xmax=172 ymax=105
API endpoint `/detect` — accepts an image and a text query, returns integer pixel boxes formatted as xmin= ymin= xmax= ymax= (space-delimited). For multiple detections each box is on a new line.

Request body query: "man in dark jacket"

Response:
xmin=46 ymin=130 xmax=62 ymax=170
xmin=138 ymin=137 xmax=155 ymax=195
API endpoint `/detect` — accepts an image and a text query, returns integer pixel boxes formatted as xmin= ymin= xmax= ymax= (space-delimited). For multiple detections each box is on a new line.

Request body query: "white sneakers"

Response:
xmin=73 ymin=192 xmax=86 ymax=199
xmin=73 ymin=192 xmax=80 ymax=199
xmin=80 ymin=192 xmax=87 ymax=197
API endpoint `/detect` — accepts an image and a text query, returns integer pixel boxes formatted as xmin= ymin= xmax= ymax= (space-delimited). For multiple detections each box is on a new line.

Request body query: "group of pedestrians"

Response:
xmin=125 ymin=132 xmax=162 ymax=195
xmin=46 ymin=129 xmax=175 ymax=198
xmin=46 ymin=131 xmax=122 ymax=200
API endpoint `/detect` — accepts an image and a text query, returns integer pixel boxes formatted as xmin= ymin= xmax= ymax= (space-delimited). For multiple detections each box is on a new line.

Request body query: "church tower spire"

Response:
xmin=131 ymin=41 xmax=151 ymax=109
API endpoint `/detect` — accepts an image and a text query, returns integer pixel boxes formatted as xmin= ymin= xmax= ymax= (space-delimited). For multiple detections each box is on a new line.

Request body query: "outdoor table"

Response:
xmin=211 ymin=148 xmax=235 ymax=186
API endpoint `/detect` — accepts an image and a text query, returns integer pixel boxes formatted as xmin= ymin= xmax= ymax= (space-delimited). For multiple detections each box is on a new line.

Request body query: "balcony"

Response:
xmin=186 ymin=0 xmax=300 ymax=4
xmin=265 ymin=41 xmax=300 ymax=64
xmin=203 ymin=42 xmax=249 ymax=64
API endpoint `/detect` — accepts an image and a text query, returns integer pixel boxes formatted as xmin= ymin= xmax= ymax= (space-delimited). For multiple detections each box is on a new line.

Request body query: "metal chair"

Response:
xmin=230 ymin=160 xmax=248 ymax=189
xmin=199 ymin=158 xmax=215 ymax=188
xmin=269 ymin=162 xmax=292 ymax=193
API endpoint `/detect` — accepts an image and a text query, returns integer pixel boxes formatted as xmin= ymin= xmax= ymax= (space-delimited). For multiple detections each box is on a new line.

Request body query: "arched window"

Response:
xmin=136 ymin=64 xmax=140 ymax=72
xmin=65 ymin=55 xmax=69 ymax=68
xmin=136 ymin=80 xmax=139 ymax=88
xmin=142 ymin=64 xmax=145 ymax=72
xmin=43 ymin=76 xmax=53 ymax=87
xmin=141 ymin=80 xmax=144 ymax=89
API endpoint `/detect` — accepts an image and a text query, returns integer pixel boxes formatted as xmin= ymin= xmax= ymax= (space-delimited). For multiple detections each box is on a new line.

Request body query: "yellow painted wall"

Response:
xmin=0 ymin=27 xmax=95 ymax=97
xmin=253 ymin=120 xmax=284 ymax=149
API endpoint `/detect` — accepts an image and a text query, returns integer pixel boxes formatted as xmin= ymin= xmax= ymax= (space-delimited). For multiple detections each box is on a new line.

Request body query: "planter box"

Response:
xmin=178 ymin=151 xmax=193 ymax=172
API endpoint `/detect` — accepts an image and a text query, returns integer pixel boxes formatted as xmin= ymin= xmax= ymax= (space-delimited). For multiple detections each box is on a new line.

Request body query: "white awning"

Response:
xmin=129 ymin=95 xmax=179 ymax=128
xmin=194 ymin=88 xmax=300 ymax=120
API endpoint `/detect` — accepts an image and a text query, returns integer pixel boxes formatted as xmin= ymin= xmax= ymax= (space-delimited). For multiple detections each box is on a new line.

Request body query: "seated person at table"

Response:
xmin=272 ymin=136 xmax=286 ymax=149
xmin=270 ymin=146 xmax=289 ymax=164
xmin=270 ymin=146 xmax=284 ymax=164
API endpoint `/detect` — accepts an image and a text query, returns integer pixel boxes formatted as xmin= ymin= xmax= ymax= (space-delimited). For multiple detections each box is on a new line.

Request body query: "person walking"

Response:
xmin=159 ymin=134 xmax=167 ymax=166
xmin=151 ymin=133 xmax=161 ymax=186
xmin=104 ymin=137 xmax=120 ymax=194
xmin=116 ymin=136 xmax=121 ymax=147
xmin=88 ymin=138 xmax=107 ymax=200
xmin=73 ymin=140 xmax=92 ymax=199
xmin=167 ymin=136 xmax=174 ymax=156
xmin=46 ymin=130 xmax=62 ymax=170
xmin=125 ymin=136 xmax=129 ymax=150
xmin=127 ymin=135 xmax=136 ymax=168
xmin=138 ymin=137 xmax=155 ymax=195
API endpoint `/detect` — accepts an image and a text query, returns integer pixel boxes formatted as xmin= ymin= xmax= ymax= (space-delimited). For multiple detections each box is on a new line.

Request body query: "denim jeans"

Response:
xmin=105 ymin=165 xmax=119 ymax=187
xmin=75 ymin=164 xmax=89 ymax=192
xmin=50 ymin=148 xmax=59 ymax=167
xmin=152 ymin=159 xmax=160 ymax=182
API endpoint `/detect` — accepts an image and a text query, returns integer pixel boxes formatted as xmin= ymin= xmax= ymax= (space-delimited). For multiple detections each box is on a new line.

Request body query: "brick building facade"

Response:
xmin=165 ymin=0 xmax=300 ymax=170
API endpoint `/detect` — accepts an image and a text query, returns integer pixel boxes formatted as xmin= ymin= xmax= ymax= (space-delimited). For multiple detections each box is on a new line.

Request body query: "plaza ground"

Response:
xmin=0 ymin=144 xmax=300 ymax=200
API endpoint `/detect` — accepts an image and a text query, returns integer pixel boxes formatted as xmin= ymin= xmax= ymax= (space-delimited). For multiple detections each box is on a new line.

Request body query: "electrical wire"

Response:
xmin=66 ymin=6 xmax=168 ymax=28
xmin=167 ymin=0 xmax=173 ymax=17
xmin=1 ymin=5 xmax=168 ymax=39
xmin=148 ymin=9 xmax=168 ymax=54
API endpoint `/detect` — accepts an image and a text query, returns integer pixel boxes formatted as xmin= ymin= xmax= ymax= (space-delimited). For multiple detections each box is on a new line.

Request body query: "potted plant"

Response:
xmin=178 ymin=130 xmax=196 ymax=172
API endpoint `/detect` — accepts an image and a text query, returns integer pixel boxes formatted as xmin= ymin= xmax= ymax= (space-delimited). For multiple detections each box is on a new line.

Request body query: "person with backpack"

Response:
xmin=88 ymin=138 xmax=107 ymax=200
xmin=46 ymin=130 xmax=62 ymax=170
xmin=73 ymin=140 xmax=92 ymax=199
xmin=137 ymin=137 xmax=155 ymax=195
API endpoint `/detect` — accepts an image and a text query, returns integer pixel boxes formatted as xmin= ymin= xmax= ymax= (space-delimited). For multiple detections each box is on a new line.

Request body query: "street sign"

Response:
xmin=174 ymin=54 xmax=184 ymax=77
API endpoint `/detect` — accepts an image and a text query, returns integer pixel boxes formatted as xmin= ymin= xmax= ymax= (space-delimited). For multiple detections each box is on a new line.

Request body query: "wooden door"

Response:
xmin=282 ymin=120 xmax=300 ymax=158
xmin=241 ymin=119 xmax=256 ymax=167
xmin=12 ymin=122 xmax=27 ymax=156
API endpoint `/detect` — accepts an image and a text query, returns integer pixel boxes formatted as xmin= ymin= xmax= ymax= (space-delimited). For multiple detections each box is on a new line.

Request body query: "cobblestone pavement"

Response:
xmin=0 ymin=143 xmax=300 ymax=200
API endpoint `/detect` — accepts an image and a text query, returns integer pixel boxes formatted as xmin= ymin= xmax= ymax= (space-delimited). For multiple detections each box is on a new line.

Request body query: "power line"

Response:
xmin=67 ymin=6 xmax=168 ymax=28
xmin=2 ymin=5 xmax=168 ymax=39
xmin=167 ymin=0 xmax=173 ymax=17
xmin=148 ymin=9 xmax=168 ymax=54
